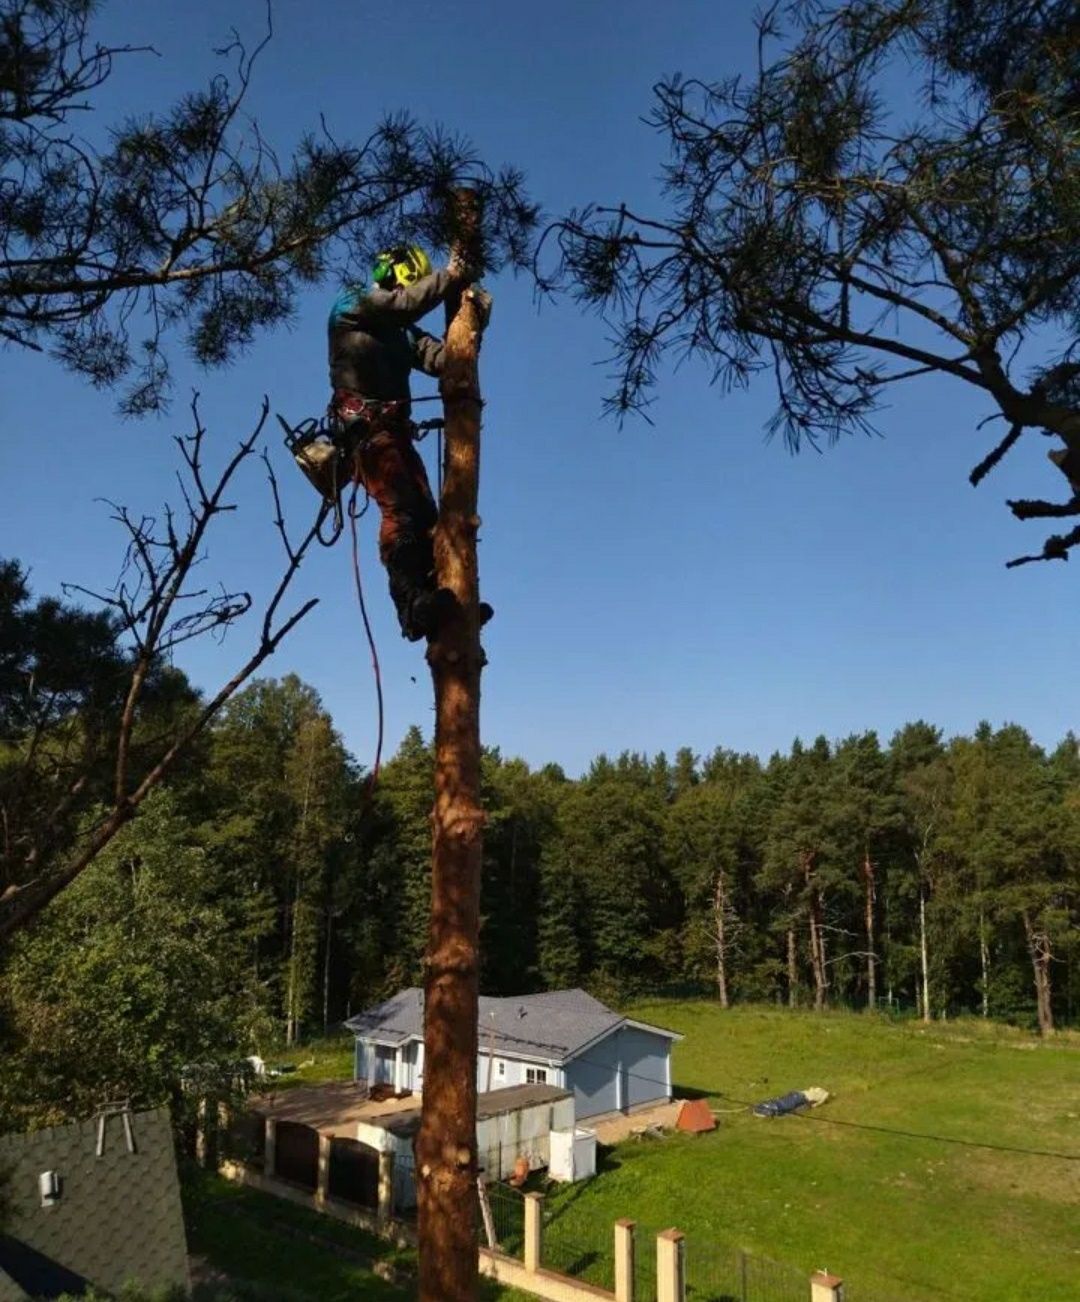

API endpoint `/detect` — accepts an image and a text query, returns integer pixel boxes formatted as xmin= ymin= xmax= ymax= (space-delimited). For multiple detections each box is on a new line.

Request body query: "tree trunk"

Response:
xmin=322 ymin=907 xmax=333 ymax=1033
xmin=1021 ymin=909 xmax=1055 ymax=1035
xmin=285 ymin=875 xmax=301 ymax=1047
xmin=978 ymin=904 xmax=990 ymax=1019
xmin=919 ymin=882 xmax=931 ymax=1024
xmin=863 ymin=847 xmax=877 ymax=1010
xmin=416 ymin=189 xmax=486 ymax=1302
xmin=786 ymin=925 xmax=798 ymax=1009
xmin=804 ymin=855 xmax=827 ymax=1012
xmin=714 ymin=869 xmax=730 ymax=1009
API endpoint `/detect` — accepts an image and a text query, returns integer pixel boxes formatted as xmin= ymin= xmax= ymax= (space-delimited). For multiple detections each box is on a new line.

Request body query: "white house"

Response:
xmin=344 ymin=987 xmax=681 ymax=1121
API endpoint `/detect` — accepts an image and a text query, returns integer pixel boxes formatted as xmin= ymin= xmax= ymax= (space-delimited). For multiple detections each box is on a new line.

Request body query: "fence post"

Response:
xmin=377 ymin=1149 xmax=395 ymax=1226
xmin=656 ymin=1229 xmax=685 ymax=1302
xmin=615 ymin=1219 xmax=636 ymax=1302
xmin=523 ymin=1191 xmax=544 ymax=1273
xmin=264 ymin=1117 xmax=277 ymax=1178
xmin=316 ymin=1132 xmax=332 ymax=1208
xmin=810 ymin=1272 xmax=845 ymax=1302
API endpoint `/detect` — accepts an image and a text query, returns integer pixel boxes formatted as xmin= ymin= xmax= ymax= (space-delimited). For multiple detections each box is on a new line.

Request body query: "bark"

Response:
xmin=978 ymin=905 xmax=990 ymax=1019
xmin=322 ymin=908 xmax=333 ymax=1033
xmin=919 ymin=882 xmax=931 ymax=1024
xmin=713 ymin=870 xmax=730 ymax=1009
xmin=1021 ymin=909 xmax=1055 ymax=1035
xmin=285 ymin=875 xmax=301 ymax=1047
xmin=416 ymin=188 xmax=486 ymax=1302
xmin=863 ymin=847 xmax=877 ymax=1010
xmin=786 ymin=925 xmax=798 ymax=1009
xmin=804 ymin=854 xmax=827 ymax=1012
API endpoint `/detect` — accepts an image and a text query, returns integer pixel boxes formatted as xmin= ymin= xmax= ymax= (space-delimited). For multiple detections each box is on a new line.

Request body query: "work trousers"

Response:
xmin=344 ymin=410 xmax=439 ymax=637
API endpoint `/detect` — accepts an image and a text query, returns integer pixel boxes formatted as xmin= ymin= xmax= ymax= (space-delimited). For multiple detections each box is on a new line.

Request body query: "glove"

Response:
xmin=466 ymin=286 xmax=493 ymax=329
xmin=446 ymin=251 xmax=480 ymax=283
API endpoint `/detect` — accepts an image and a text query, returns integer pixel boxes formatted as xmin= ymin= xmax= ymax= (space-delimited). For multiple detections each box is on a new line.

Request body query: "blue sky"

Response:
xmin=2 ymin=0 xmax=1076 ymax=776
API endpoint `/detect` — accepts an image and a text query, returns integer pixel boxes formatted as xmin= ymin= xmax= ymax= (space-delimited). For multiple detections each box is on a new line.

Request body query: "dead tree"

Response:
xmin=0 ymin=397 xmax=322 ymax=941
xmin=415 ymin=188 xmax=487 ymax=1302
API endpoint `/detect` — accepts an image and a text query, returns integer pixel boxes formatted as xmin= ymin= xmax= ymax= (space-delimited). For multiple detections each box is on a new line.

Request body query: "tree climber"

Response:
xmin=300 ymin=244 xmax=491 ymax=641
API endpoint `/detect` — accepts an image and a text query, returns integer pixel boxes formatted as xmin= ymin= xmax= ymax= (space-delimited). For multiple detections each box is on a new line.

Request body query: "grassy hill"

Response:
xmin=248 ymin=1002 xmax=1078 ymax=1300
xmin=539 ymin=1002 xmax=1080 ymax=1302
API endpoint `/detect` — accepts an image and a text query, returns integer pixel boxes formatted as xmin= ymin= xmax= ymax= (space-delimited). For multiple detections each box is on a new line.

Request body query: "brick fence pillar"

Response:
xmin=811 ymin=1272 xmax=845 ymax=1302
xmin=615 ymin=1218 xmax=636 ymax=1302
xmin=656 ymin=1229 xmax=685 ymax=1302
xmin=377 ymin=1149 xmax=395 ymax=1226
xmin=264 ymin=1117 xmax=277 ymax=1178
xmin=316 ymin=1132 xmax=332 ymax=1208
xmin=524 ymin=1191 xmax=544 ymax=1273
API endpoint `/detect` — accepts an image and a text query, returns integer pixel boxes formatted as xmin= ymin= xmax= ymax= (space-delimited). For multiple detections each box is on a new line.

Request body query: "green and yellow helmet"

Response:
xmin=372 ymin=244 xmax=432 ymax=288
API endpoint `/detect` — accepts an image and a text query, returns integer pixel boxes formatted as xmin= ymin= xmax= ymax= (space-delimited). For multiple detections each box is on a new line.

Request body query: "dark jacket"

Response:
xmin=328 ymin=270 xmax=454 ymax=402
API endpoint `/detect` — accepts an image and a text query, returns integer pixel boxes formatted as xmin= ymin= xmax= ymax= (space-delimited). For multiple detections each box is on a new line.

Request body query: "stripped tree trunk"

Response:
xmin=1022 ymin=909 xmax=1055 ymax=1035
xmin=416 ymin=188 xmax=486 ymax=1302
xmin=713 ymin=869 xmax=730 ymax=1009
xmin=285 ymin=874 xmax=301 ymax=1047
xmin=919 ymin=883 xmax=931 ymax=1024
xmin=863 ymin=847 xmax=877 ymax=1010
xmin=322 ymin=907 xmax=333 ymax=1033
xmin=786 ymin=924 xmax=798 ymax=1008
xmin=804 ymin=854 xmax=827 ymax=1012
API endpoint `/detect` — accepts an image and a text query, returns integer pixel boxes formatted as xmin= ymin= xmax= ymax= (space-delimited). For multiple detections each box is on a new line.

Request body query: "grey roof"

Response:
xmin=345 ymin=987 xmax=678 ymax=1063
xmin=0 ymin=1106 xmax=189 ymax=1299
xmin=374 ymin=1083 xmax=572 ymax=1140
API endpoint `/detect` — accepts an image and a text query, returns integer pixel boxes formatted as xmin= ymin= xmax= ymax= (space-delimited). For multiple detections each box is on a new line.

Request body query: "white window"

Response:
xmin=496 ymin=1060 xmax=505 ymax=1078
xmin=526 ymin=1067 xmax=548 ymax=1085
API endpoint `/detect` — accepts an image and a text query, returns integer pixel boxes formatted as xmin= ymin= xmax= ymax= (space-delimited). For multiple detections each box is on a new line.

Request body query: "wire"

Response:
xmin=347 ymin=481 xmax=383 ymax=791
xmin=351 ymin=1013 xmax=1080 ymax=1163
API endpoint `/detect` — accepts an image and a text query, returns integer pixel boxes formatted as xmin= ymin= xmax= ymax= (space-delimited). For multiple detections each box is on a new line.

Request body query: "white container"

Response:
xmin=548 ymin=1127 xmax=597 ymax=1182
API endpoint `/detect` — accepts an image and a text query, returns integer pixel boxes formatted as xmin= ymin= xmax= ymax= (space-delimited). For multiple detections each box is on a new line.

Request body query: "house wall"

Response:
xmin=619 ymin=1026 xmax=672 ymax=1109
xmin=564 ymin=1034 xmax=621 ymax=1118
xmin=564 ymin=1027 xmax=672 ymax=1119
xmin=477 ymin=1054 xmax=561 ymax=1094
xmin=401 ymin=1040 xmax=423 ymax=1091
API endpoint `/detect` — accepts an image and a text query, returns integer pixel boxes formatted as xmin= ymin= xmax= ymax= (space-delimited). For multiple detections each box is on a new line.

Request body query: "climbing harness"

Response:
xmin=276 ymin=396 xmax=448 ymax=793
xmin=276 ymin=397 xmax=445 ymax=548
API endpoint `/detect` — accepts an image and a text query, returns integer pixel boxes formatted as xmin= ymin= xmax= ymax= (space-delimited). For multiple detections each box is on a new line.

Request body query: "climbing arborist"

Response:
xmin=307 ymin=243 xmax=491 ymax=641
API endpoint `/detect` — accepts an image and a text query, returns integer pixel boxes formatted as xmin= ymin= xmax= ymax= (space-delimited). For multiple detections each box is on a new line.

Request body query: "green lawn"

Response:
xmin=241 ymin=1007 xmax=1079 ymax=1301
xmin=538 ymin=1003 xmax=1080 ymax=1302
xmin=183 ymin=1169 xmax=532 ymax=1301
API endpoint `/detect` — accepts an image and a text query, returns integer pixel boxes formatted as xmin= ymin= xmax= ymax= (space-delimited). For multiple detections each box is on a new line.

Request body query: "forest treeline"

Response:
xmin=2 ymin=568 xmax=1078 ymax=1127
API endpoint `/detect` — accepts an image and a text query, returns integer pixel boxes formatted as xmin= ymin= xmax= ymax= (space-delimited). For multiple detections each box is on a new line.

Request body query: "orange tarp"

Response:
xmin=676 ymin=1098 xmax=717 ymax=1133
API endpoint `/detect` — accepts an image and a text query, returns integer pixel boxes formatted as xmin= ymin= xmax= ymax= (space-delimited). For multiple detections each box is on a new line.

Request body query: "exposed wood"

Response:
xmin=416 ymin=187 xmax=486 ymax=1302
xmin=863 ymin=847 xmax=877 ymax=1010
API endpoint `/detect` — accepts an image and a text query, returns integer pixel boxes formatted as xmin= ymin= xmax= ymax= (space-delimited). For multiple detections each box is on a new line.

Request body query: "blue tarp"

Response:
xmin=752 ymin=1090 xmax=808 ymax=1117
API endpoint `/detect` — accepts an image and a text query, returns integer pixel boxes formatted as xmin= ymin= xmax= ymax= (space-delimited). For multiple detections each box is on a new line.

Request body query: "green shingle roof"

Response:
xmin=0 ymin=1106 xmax=189 ymax=1299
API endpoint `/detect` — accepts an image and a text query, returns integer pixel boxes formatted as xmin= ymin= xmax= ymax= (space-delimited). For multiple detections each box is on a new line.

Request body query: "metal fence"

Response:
xmin=327 ymin=1136 xmax=379 ymax=1209
xmin=542 ymin=1201 xmax=621 ymax=1296
xmin=686 ymin=1242 xmax=809 ymax=1302
xmin=482 ymin=1179 xmax=526 ymax=1256
xmin=274 ymin=1119 xmax=318 ymax=1190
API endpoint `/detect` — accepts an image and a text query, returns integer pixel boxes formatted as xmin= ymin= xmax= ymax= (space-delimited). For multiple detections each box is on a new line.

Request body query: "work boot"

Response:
xmin=404 ymin=593 xmax=494 ymax=642
xmin=405 ymin=588 xmax=458 ymax=641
